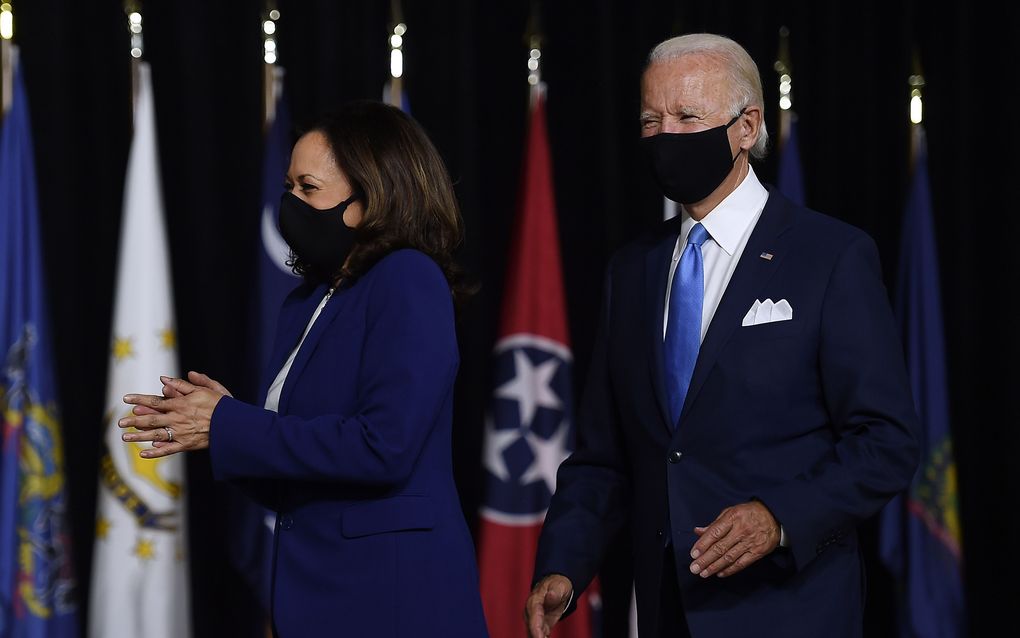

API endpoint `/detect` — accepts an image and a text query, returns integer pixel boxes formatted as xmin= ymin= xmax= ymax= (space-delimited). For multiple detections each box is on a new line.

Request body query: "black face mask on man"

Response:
xmin=278 ymin=191 xmax=360 ymax=278
xmin=641 ymin=109 xmax=746 ymax=205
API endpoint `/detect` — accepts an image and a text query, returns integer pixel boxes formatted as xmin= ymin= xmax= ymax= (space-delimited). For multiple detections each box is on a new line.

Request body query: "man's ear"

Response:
xmin=739 ymin=106 xmax=763 ymax=152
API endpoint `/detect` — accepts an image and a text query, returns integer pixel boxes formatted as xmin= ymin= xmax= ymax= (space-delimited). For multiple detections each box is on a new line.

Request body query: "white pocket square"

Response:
xmin=741 ymin=298 xmax=793 ymax=326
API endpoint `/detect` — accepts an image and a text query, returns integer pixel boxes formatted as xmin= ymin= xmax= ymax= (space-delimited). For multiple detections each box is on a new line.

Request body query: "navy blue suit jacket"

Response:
xmin=210 ymin=250 xmax=488 ymax=637
xmin=534 ymin=189 xmax=919 ymax=638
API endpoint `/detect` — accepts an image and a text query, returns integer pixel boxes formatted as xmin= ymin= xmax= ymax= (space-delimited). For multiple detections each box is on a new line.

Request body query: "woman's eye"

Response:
xmin=299 ymin=183 xmax=316 ymax=192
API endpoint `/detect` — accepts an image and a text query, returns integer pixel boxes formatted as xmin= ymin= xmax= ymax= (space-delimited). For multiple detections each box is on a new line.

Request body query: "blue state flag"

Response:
xmin=776 ymin=114 xmax=806 ymax=206
xmin=256 ymin=83 xmax=298 ymax=374
xmin=382 ymin=80 xmax=410 ymax=114
xmin=233 ymin=79 xmax=296 ymax=615
xmin=879 ymin=127 xmax=966 ymax=638
xmin=0 ymin=52 xmax=79 ymax=638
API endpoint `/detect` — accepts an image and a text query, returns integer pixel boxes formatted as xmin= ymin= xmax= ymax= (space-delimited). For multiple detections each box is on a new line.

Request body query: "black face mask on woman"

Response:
xmin=278 ymin=191 xmax=360 ymax=278
xmin=641 ymin=109 xmax=745 ymax=205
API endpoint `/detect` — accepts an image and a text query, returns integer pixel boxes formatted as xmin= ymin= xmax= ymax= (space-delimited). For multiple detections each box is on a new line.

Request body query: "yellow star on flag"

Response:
xmin=95 ymin=517 xmax=111 ymax=540
xmin=112 ymin=337 xmax=134 ymax=361
xmin=159 ymin=327 xmax=176 ymax=351
xmin=133 ymin=538 xmax=156 ymax=561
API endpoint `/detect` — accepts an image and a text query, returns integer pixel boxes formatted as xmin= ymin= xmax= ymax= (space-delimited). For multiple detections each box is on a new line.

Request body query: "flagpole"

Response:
xmin=126 ymin=1 xmax=143 ymax=113
xmin=774 ymin=26 xmax=794 ymax=147
xmin=0 ymin=1 xmax=13 ymax=116
xmin=525 ymin=1 xmax=543 ymax=107
xmin=262 ymin=2 xmax=280 ymax=129
xmin=908 ymin=56 xmax=925 ymax=164
xmin=387 ymin=0 xmax=405 ymax=108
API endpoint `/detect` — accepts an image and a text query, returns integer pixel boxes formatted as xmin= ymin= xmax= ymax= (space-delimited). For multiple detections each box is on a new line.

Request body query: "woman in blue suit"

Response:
xmin=119 ymin=101 xmax=489 ymax=637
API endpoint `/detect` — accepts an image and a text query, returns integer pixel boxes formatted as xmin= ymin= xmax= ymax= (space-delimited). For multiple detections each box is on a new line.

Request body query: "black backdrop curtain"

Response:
xmin=9 ymin=1 xmax=1017 ymax=636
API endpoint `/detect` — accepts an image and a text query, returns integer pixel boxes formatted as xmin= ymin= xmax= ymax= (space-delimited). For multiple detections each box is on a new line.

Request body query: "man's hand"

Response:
xmin=525 ymin=574 xmax=573 ymax=637
xmin=689 ymin=500 xmax=780 ymax=578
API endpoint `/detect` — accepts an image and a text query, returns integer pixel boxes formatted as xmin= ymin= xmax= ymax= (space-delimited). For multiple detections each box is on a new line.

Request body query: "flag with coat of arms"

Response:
xmin=88 ymin=61 xmax=191 ymax=638
xmin=0 ymin=47 xmax=79 ymax=638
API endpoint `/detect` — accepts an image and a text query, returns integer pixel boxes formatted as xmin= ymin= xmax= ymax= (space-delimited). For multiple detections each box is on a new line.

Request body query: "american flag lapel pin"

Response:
xmin=760 ymin=251 xmax=774 ymax=261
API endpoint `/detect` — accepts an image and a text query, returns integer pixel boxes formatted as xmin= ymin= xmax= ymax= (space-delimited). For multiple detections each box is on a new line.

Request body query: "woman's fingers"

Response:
xmin=123 ymin=393 xmax=173 ymax=409
xmin=162 ymin=383 xmax=185 ymax=399
xmin=122 ymin=427 xmax=170 ymax=444
xmin=119 ymin=413 xmax=161 ymax=431
xmin=159 ymin=375 xmax=198 ymax=396
xmin=139 ymin=441 xmax=185 ymax=459
xmin=186 ymin=371 xmax=232 ymax=397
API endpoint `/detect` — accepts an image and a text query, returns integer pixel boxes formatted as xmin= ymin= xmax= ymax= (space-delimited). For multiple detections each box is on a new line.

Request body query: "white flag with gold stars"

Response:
xmin=88 ymin=61 xmax=192 ymax=638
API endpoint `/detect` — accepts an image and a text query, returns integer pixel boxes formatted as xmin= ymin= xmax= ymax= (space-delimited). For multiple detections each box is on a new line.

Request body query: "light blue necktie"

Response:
xmin=664 ymin=223 xmax=710 ymax=428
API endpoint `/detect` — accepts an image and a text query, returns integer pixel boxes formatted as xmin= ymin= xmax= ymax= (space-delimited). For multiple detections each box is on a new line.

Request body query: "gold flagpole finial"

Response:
xmin=126 ymin=1 xmax=143 ymax=59
xmin=525 ymin=1 xmax=544 ymax=105
xmin=263 ymin=3 xmax=279 ymax=65
xmin=0 ymin=2 xmax=12 ymax=41
xmin=124 ymin=2 xmax=143 ymax=111
xmin=774 ymin=26 xmax=794 ymax=144
xmin=1 ymin=2 xmax=14 ymax=115
xmin=909 ymin=52 xmax=924 ymax=126
xmin=908 ymin=52 xmax=925 ymax=163
xmin=263 ymin=2 xmax=281 ymax=127
xmin=387 ymin=0 xmax=406 ymax=107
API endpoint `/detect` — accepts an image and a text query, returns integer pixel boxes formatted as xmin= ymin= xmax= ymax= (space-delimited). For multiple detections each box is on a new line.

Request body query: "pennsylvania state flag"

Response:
xmin=879 ymin=126 xmax=966 ymax=638
xmin=0 ymin=50 xmax=79 ymax=637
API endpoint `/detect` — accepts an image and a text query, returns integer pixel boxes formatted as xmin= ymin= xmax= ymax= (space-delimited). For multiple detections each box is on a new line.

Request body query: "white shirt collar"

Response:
xmin=678 ymin=165 xmax=769 ymax=256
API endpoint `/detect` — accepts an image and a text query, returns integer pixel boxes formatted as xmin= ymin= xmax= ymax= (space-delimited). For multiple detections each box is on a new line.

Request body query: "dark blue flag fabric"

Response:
xmin=256 ymin=85 xmax=298 ymax=377
xmin=382 ymin=80 xmax=410 ymax=114
xmin=233 ymin=81 xmax=296 ymax=614
xmin=776 ymin=115 xmax=806 ymax=206
xmin=879 ymin=127 xmax=966 ymax=638
xmin=0 ymin=53 xmax=79 ymax=638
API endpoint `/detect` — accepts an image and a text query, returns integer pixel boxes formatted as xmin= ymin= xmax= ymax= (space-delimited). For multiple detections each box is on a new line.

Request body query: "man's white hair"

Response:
xmin=648 ymin=33 xmax=769 ymax=159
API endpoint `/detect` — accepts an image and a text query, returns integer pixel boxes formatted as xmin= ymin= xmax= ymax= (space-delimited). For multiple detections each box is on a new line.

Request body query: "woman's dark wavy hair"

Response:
xmin=288 ymin=100 xmax=475 ymax=313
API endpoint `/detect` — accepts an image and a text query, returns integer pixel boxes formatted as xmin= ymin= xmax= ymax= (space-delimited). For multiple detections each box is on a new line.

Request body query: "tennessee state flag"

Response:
xmin=477 ymin=86 xmax=596 ymax=637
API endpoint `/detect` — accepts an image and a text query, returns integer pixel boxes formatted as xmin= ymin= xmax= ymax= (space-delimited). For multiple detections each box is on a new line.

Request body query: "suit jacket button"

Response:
xmin=280 ymin=515 xmax=294 ymax=530
xmin=668 ymin=450 xmax=682 ymax=463
xmin=656 ymin=530 xmax=664 ymax=539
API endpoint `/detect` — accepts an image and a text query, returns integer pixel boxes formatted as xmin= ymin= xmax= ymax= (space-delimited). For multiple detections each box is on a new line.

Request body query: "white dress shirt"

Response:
xmin=263 ymin=289 xmax=333 ymax=413
xmin=663 ymin=165 xmax=770 ymax=340
xmin=660 ymin=166 xmax=787 ymax=547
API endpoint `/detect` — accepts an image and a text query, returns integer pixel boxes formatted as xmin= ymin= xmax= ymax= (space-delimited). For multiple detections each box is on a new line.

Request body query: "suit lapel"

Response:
xmin=678 ymin=190 xmax=796 ymax=423
xmin=260 ymin=283 xmax=328 ymax=405
xmin=278 ymin=288 xmax=348 ymax=413
xmin=646 ymin=216 xmax=684 ymax=433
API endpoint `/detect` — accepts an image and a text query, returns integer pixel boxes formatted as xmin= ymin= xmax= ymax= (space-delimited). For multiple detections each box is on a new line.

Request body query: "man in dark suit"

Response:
xmin=525 ymin=33 xmax=919 ymax=638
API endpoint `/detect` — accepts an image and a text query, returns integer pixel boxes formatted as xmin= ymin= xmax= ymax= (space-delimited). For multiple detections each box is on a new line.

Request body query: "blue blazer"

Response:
xmin=210 ymin=250 xmax=488 ymax=638
xmin=535 ymin=189 xmax=919 ymax=638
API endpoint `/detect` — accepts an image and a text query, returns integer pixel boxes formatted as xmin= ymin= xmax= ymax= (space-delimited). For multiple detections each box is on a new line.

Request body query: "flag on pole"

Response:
xmin=88 ymin=61 xmax=191 ymax=638
xmin=477 ymin=86 xmax=595 ymax=638
xmin=879 ymin=126 xmax=966 ymax=638
xmin=776 ymin=114 xmax=806 ymax=206
xmin=232 ymin=66 xmax=293 ymax=615
xmin=382 ymin=80 xmax=411 ymax=114
xmin=256 ymin=69 xmax=297 ymax=376
xmin=0 ymin=47 xmax=79 ymax=638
